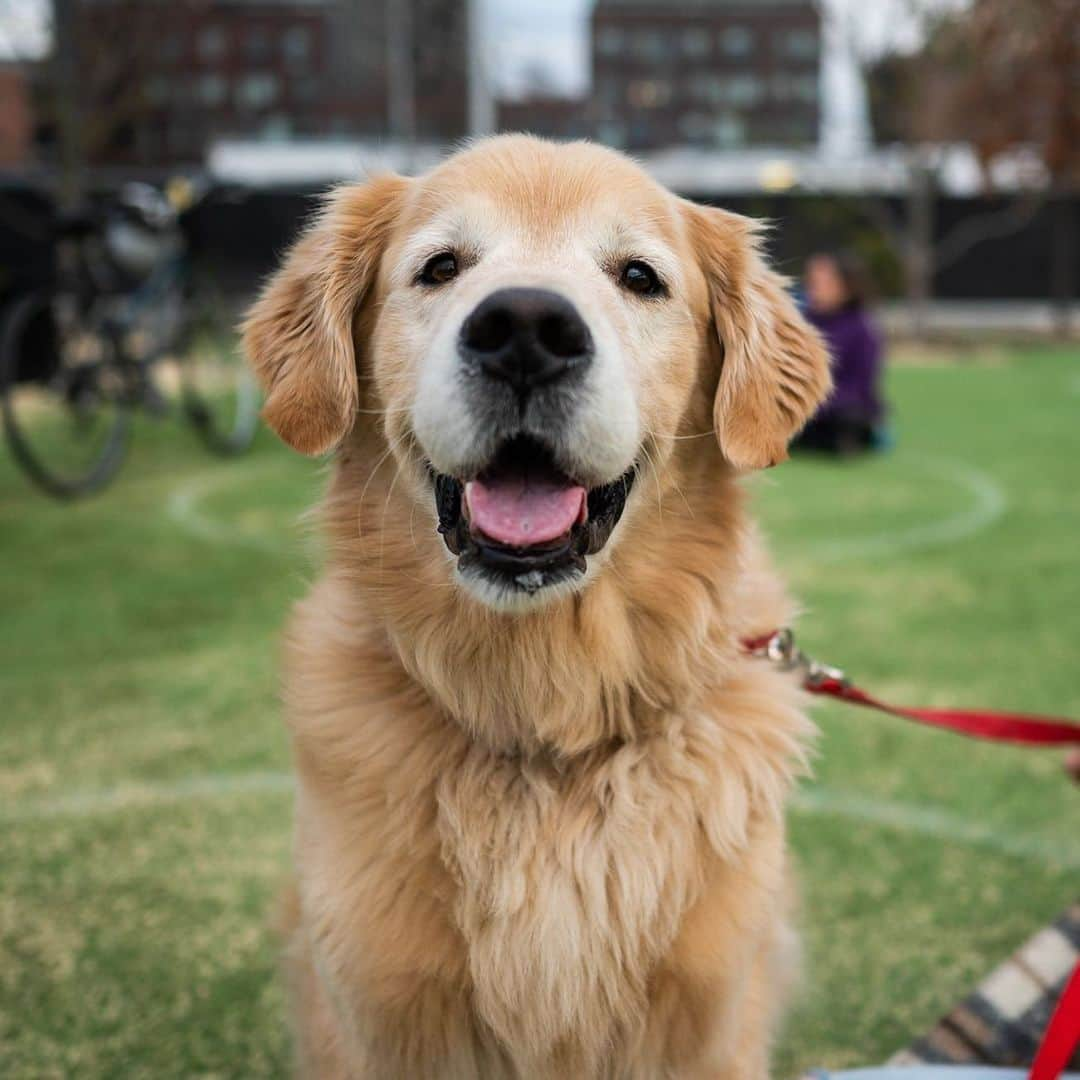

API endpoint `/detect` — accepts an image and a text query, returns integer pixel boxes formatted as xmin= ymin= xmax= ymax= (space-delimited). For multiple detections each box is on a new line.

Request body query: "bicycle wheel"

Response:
xmin=0 ymin=291 xmax=131 ymax=498
xmin=179 ymin=277 xmax=259 ymax=456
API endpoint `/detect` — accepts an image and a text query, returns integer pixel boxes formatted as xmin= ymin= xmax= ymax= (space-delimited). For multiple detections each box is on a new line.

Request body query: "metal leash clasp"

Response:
xmin=755 ymin=628 xmax=850 ymax=690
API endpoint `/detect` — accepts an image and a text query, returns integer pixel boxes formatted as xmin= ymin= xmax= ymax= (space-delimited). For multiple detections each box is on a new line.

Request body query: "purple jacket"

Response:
xmin=805 ymin=305 xmax=884 ymax=423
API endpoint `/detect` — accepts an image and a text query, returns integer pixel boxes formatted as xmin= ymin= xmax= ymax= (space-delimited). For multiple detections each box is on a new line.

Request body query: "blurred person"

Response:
xmin=794 ymin=251 xmax=887 ymax=456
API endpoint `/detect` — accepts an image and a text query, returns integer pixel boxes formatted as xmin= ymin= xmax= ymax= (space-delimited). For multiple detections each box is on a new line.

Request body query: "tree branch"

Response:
xmin=932 ymin=188 xmax=1050 ymax=271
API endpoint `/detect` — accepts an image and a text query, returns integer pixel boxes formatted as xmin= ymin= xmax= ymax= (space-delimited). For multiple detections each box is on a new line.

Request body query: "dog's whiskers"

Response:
xmin=640 ymin=429 xmax=702 ymax=519
xmin=377 ymin=463 xmax=404 ymax=573
xmin=377 ymin=433 xmax=421 ymax=573
xmin=408 ymin=492 xmax=421 ymax=554
xmin=659 ymin=428 xmax=716 ymax=441
xmin=644 ymin=422 xmax=717 ymax=443
xmin=356 ymin=434 xmax=408 ymax=541
xmin=354 ymin=404 xmax=416 ymax=416
xmin=637 ymin=442 xmax=666 ymax=521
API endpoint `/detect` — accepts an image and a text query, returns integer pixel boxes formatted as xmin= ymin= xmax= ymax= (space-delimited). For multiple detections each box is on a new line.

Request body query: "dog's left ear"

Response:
xmin=243 ymin=174 xmax=409 ymax=455
xmin=684 ymin=202 xmax=831 ymax=470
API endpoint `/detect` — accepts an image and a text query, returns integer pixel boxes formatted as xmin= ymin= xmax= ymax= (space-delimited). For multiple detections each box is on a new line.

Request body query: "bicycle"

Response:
xmin=0 ymin=180 xmax=259 ymax=498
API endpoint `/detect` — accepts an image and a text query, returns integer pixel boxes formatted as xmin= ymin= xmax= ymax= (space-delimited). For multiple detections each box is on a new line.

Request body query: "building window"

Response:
xmin=781 ymin=28 xmax=818 ymax=60
xmin=237 ymin=73 xmax=279 ymax=110
xmin=262 ymin=114 xmax=293 ymax=141
xmin=597 ymin=27 xmax=624 ymax=57
xmin=793 ymin=74 xmax=819 ymax=103
xmin=198 ymin=73 xmax=228 ymax=107
xmin=627 ymin=78 xmax=671 ymax=108
xmin=681 ymin=28 xmax=709 ymax=58
xmin=159 ymin=35 xmax=183 ymax=65
xmin=678 ymin=112 xmax=711 ymax=143
xmin=197 ymin=25 xmax=227 ymax=63
xmin=773 ymin=74 xmax=819 ymax=104
xmin=283 ymin=26 xmax=312 ymax=69
xmin=720 ymin=25 xmax=754 ymax=58
xmin=688 ymin=73 xmax=763 ymax=107
xmin=293 ymin=76 xmax=319 ymax=104
xmin=713 ymin=113 xmax=745 ymax=149
xmin=688 ymin=74 xmax=724 ymax=105
xmin=245 ymin=27 xmax=272 ymax=64
xmin=632 ymin=30 xmax=668 ymax=63
xmin=728 ymin=74 xmax=763 ymax=107
xmin=598 ymin=76 xmax=622 ymax=107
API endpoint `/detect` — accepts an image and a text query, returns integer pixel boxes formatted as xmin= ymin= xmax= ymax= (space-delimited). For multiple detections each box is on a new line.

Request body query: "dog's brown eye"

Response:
xmin=420 ymin=253 xmax=458 ymax=286
xmin=620 ymin=260 xmax=663 ymax=297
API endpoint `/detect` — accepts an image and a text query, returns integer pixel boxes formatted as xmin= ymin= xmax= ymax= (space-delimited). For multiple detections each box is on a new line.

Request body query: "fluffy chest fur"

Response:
xmin=289 ymin=563 xmax=811 ymax=1075
xmin=437 ymin=715 xmax=736 ymax=1063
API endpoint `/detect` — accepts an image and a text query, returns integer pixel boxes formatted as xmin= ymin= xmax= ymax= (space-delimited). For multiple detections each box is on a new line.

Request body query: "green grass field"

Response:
xmin=1 ymin=344 xmax=1078 ymax=1078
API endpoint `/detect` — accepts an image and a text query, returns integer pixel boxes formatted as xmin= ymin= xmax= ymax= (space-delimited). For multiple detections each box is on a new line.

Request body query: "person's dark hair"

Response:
xmin=816 ymin=250 xmax=874 ymax=310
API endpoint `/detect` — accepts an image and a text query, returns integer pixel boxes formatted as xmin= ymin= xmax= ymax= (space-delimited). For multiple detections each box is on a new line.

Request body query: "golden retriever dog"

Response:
xmin=244 ymin=135 xmax=830 ymax=1079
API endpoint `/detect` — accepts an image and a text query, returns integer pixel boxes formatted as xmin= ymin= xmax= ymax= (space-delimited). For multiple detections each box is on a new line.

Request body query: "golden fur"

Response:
xmin=244 ymin=136 xmax=831 ymax=1078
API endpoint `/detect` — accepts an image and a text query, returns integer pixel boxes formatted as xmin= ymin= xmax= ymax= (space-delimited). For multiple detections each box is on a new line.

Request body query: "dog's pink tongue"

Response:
xmin=466 ymin=476 xmax=586 ymax=547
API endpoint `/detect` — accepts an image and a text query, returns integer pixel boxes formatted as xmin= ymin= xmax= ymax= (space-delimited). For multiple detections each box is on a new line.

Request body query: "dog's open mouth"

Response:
xmin=432 ymin=436 xmax=635 ymax=595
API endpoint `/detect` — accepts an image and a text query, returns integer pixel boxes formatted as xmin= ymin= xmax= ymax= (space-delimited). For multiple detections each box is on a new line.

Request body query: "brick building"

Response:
xmin=0 ymin=63 xmax=34 ymax=168
xmin=590 ymin=0 xmax=821 ymax=151
xmin=495 ymin=96 xmax=590 ymax=142
xmin=325 ymin=0 xmax=469 ymax=142
xmin=65 ymin=0 xmax=469 ymax=168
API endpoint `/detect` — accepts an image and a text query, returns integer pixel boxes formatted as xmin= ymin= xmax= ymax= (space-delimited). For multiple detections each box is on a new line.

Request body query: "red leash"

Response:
xmin=744 ymin=628 xmax=1080 ymax=1077
xmin=743 ymin=629 xmax=1080 ymax=747
xmin=1031 ymin=960 xmax=1080 ymax=1080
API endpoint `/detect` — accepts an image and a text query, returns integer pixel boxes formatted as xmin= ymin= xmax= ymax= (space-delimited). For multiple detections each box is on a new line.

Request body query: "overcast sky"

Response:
xmin=2 ymin=0 xmax=967 ymax=154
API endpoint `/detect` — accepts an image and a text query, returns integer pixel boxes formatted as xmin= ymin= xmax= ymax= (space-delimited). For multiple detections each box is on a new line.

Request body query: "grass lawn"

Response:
xmin=1 ymin=343 xmax=1078 ymax=1078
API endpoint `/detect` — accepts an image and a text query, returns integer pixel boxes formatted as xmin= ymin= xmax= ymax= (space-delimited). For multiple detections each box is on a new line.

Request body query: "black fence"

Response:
xmin=0 ymin=184 xmax=55 ymax=309
xmin=688 ymin=192 xmax=1077 ymax=304
xmin=2 ymin=179 xmax=1077 ymax=307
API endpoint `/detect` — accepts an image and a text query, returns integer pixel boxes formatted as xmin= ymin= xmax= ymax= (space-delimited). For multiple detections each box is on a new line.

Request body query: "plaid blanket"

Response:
xmin=890 ymin=901 xmax=1080 ymax=1068
xmin=801 ymin=901 xmax=1080 ymax=1076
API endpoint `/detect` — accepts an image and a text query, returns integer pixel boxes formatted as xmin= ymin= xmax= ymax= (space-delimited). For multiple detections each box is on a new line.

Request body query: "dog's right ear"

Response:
xmin=242 ymin=174 xmax=409 ymax=455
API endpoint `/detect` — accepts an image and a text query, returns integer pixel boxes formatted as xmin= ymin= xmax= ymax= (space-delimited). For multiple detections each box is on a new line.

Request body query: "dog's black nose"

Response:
xmin=459 ymin=288 xmax=593 ymax=393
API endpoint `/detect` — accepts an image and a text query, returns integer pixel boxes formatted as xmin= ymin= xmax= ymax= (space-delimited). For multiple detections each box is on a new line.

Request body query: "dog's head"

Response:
xmin=244 ymin=136 xmax=829 ymax=611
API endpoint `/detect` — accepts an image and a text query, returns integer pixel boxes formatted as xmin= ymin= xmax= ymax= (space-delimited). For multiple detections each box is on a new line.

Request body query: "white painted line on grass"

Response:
xmin=792 ymin=786 xmax=1080 ymax=870
xmin=166 ymin=464 xmax=318 ymax=558
xmin=166 ymin=467 xmax=282 ymax=552
xmin=804 ymin=453 xmax=1008 ymax=563
xmin=169 ymin=449 xmax=1005 ymax=567
xmin=5 ymin=771 xmax=1078 ymax=872
xmin=0 ymin=770 xmax=293 ymax=824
